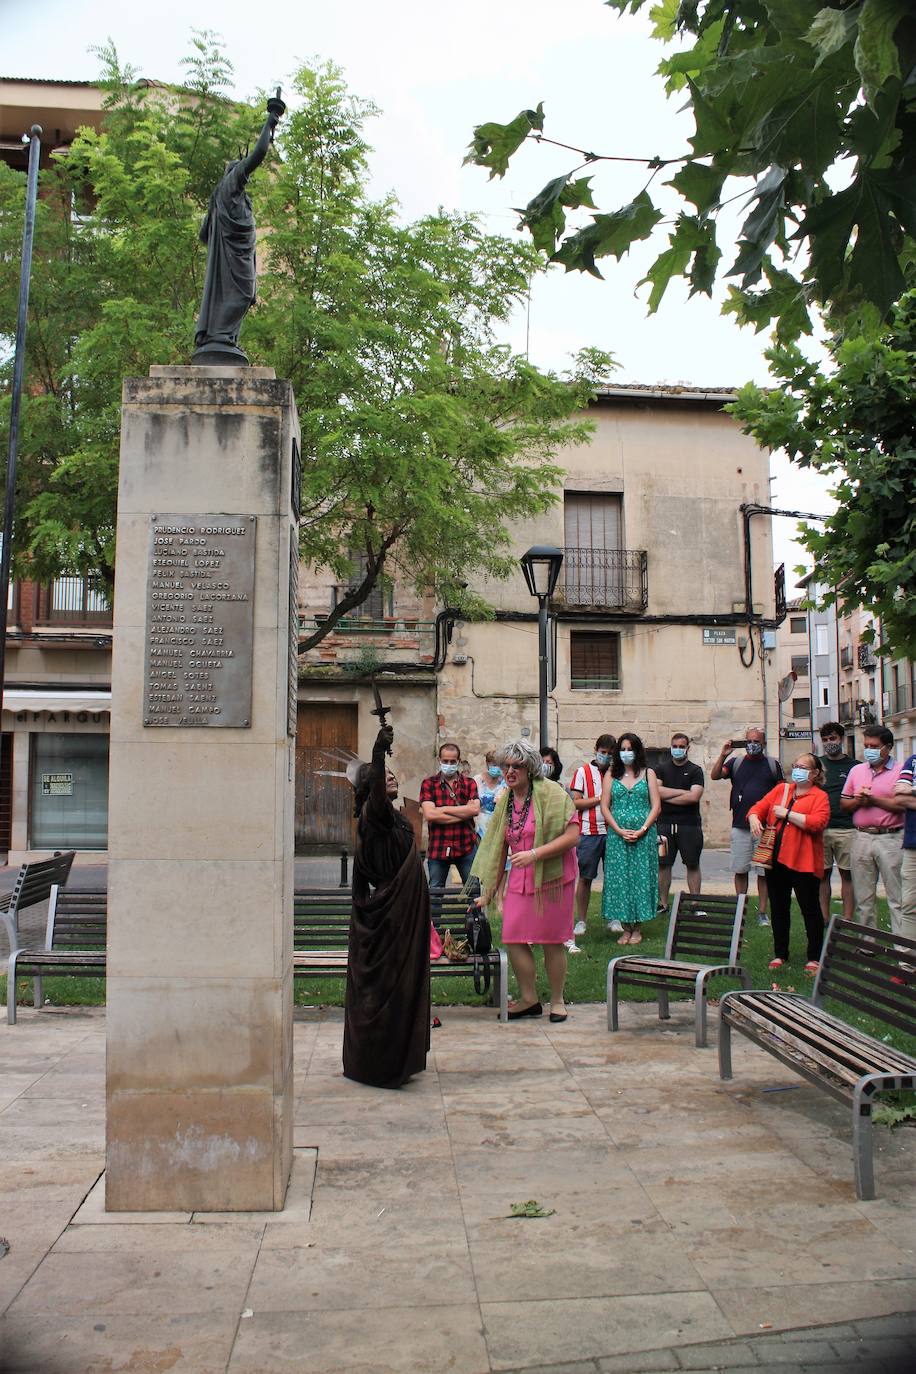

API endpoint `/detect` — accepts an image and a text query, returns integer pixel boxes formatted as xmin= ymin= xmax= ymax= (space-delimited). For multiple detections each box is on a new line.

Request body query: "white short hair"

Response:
xmin=497 ymin=738 xmax=543 ymax=781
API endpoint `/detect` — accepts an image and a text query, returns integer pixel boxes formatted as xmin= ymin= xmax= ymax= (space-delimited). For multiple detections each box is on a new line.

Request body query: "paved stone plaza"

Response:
xmin=0 ymin=1003 xmax=913 ymax=1372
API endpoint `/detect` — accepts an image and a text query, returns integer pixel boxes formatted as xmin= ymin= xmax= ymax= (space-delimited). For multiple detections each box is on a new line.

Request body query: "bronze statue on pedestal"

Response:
xmin=192 ymin=89 xmax=286 ymax=366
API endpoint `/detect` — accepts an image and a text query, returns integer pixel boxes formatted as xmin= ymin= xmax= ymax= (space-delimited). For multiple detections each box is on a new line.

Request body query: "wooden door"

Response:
xmin=295 ymin=704 xmax=358 ymax=852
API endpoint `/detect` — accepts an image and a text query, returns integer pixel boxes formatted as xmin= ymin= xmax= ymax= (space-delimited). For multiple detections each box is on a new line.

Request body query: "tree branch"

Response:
xmin=298 ymin=523 xmax=404 ymax=651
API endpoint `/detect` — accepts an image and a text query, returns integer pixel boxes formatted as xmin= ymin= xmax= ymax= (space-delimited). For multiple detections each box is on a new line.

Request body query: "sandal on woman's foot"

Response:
xmin=803 ymin=961 xmax=819 ymax=976
xmin=767 ymin=957 xmax=786 ymax=970
xmin=549 ymin=1008 xmax=568 ymax=1023
xmin=431 ymin=1016 xmax=442 ymax=1028
xmin=617 ymin=931 xmax=631 ymax=945
xmin=628 ymin=931 xmax=642 ymax=946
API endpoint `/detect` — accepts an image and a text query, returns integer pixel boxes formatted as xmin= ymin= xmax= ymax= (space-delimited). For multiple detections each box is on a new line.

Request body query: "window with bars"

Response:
xmin=334 ymin=551 xmax=394 ymax=620
xmin=570 ymin=631 xmax=621 ymax=691
xmin=791 ymin=655 xmax=809 ymax=675
xmin=36 ymin=576 xmax=112 ymax=625
xmin=792 ymin=697 xmax=811 ymax=719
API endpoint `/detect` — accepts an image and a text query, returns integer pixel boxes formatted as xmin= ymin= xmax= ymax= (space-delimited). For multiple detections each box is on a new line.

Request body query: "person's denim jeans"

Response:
xmin=427 ymin=850 xmax=477 ymax=925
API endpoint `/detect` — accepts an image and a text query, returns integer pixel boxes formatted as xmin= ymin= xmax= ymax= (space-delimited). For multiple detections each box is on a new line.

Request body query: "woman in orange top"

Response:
xmin=748 ymin=753 xmax=831 ymax=975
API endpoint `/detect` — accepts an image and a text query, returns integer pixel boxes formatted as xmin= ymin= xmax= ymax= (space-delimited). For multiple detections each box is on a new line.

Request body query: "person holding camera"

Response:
xmin=711 ymin=727 xmax=783 ymax=926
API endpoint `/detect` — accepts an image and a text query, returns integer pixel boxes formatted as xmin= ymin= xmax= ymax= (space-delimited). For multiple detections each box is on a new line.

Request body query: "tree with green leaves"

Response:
xmin=0 ymin=36 xmax=613 ymax=647
xmin=730 ymin=291 xmax=916 ymax=658
xmin=466 ymin=1 xmax=916 ymax=342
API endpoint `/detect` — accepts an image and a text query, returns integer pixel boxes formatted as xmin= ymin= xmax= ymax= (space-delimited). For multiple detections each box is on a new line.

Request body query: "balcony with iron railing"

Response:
xmin=839 ymin=701 xmax=855 ymax=724
xmin=840 ymin=645 xmax=854 ymax=669
xmin=556 ymin=548 xmax=648 ymax=613
xmin=887 ymin=683 xmax=914 ymax=718
xmin=34 ymin=577 xmax=112 ymax=627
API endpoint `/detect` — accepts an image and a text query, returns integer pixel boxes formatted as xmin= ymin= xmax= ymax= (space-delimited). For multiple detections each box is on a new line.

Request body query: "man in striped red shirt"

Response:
xmin=570 ymin=734 xmax=617 ymax=940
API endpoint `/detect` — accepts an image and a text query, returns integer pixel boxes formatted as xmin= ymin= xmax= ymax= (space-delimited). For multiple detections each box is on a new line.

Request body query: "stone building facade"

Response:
xmin=435 ymin=385 xmax=777 ymax=848
xmin=771 ymin=587 xmax=915 ymax=769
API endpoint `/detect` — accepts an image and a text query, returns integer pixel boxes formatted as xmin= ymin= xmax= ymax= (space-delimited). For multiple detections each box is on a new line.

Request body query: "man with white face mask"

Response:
xmin=841 ymin=726 xmax=905 ymax=931
xmin=816 ymin=721 xmax=859 ymax=923
xmin=420 ymin=742 xmax=480 ymax=898
xmin=656 ymin=732 xmax=705 ymax=912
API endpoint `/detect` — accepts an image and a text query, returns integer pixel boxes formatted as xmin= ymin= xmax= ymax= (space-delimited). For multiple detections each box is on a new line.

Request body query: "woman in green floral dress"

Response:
xmin=600 ymin=733 xmax=662 ymax=945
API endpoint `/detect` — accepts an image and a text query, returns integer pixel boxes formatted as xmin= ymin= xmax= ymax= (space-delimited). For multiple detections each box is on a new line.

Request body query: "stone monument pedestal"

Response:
xmin=105 ymin=365 xmax=299 ymax=1211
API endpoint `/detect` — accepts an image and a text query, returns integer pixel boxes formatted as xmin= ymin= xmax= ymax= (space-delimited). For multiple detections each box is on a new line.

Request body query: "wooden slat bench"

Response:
xmin=0 ymin=851 xmax=76 ymax=956
xmin=6 ymin=888 xmax=106 ymax=1024
xmin=294 ymin=887 xmax=509 ymax=1022
xmin=607 ymin=893 xmax=748 ymax=1046
xmin=718 ymin=916 xmax=916 ymax=1200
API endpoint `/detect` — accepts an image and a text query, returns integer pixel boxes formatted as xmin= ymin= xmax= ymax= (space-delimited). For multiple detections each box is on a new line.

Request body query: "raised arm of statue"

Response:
xmin=192 ymin=89 xmax=285 ymax=367
xmin=239 ymin=112 xmax=278 ymax=180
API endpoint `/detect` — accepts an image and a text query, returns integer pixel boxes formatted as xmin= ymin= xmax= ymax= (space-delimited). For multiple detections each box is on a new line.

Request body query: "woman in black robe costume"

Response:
xmin=343 ymin=725 xmax=431 ymax=1088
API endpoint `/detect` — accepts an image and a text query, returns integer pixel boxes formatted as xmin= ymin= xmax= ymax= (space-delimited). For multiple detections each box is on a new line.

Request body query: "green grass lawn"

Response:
xmin=7 ymin=891 xmax=912 ymax=1123
xmin=3 ymin=892 xmax=909 ymax=1046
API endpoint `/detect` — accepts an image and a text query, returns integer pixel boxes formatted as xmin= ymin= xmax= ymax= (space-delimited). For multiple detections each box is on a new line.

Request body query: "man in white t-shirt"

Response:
xmin=570 ymin=733 xmax=617 ymax=943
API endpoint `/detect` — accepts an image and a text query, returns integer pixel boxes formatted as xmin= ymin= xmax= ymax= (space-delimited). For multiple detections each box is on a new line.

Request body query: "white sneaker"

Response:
xmin=573 ymin=920 xmax=587 ymax=936
xmin=565 ymin=940 xmax=581 ymax=955
xmin=607 ymin=920 xmax=623 ymax=934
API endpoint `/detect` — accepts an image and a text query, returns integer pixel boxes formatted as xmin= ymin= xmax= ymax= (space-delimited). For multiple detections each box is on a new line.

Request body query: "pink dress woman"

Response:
xmin=501 ymin=809 xmax=577 ymax=943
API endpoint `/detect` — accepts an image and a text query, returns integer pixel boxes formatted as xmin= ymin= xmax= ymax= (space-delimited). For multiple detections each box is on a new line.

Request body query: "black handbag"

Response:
xmin=465 ymin=904 xmax=493 ymax=995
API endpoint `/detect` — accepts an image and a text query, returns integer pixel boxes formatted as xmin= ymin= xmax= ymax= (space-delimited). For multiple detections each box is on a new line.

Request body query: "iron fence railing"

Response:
xmin=888 ymin=683 xmax=914 ymax=717
xmin=559 ymin=548 xmax=648 ymax=612
xmin=36 ymin=577 xmax=112 ymax=626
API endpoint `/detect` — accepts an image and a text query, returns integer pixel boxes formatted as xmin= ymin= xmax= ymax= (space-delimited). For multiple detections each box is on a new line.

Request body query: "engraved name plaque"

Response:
xmin=143 ymin=515 xmax=256 ymax=728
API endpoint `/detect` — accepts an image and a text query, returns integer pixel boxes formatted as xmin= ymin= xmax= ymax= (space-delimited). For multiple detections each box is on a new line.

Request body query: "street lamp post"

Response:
xmin=520 ymin=544 xmax=563 ymax=750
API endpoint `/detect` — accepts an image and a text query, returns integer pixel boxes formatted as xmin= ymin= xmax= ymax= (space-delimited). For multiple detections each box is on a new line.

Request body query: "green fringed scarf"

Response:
xmin=467 ymin=778 xmax=576 ymax=910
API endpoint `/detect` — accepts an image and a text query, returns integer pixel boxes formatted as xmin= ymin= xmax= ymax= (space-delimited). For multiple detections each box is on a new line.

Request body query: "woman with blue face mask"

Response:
xmin=473 ymin=750 xmax=508 ymax=838
xmin=748 ymin=753 xmax=831 ymax=974
xmin=600 ymin=733 xmax=662 ymax=944
xmin=539 ymin=747 xmax=563 ymax=784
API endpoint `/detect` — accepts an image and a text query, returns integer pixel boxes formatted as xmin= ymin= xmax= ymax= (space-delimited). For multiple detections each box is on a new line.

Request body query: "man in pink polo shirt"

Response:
xmin=841 ymin=725 xmax=906 ymax=932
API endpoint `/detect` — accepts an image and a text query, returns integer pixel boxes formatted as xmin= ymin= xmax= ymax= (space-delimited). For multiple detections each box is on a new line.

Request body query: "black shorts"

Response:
xmin=576 ymin=833 xmax=606 ymax=881
xmin=657 ymin=819 xmax=703 ymax=869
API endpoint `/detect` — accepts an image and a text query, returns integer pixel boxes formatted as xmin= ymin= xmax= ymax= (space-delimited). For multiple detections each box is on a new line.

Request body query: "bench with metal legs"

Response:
xmin=607 ymin=893 xmax=748 ymax=1047
xmin=717 ymin=916 xmax=916 ymax=1200
xmin=0 ymin=851 xmax=76 ymax=957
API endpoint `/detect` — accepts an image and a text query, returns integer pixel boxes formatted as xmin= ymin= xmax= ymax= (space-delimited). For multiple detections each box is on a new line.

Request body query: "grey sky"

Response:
xmin=4 ymin=0 xmax=834 ymax=574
